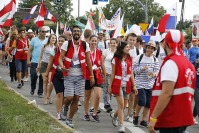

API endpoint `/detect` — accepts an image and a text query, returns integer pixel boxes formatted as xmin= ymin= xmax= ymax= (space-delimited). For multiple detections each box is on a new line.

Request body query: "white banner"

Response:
xmin=192 ymin=15 xmax=199 ymax=39
xmin=99 ymin=8 xmax=121 ymax=30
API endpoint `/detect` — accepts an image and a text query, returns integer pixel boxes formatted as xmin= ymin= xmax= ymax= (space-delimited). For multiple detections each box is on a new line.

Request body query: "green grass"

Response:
xmin=0 ymin=80 xmax=73 ymax=133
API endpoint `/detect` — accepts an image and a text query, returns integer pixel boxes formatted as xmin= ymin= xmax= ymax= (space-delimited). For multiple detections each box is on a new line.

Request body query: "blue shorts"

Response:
xmin=52 ymin=75 xmax=64 ymax=94
xmin=137 ymin=89 xmax=152 ymax=108
xmin=15 ymin=60 xmax=27 ymax=72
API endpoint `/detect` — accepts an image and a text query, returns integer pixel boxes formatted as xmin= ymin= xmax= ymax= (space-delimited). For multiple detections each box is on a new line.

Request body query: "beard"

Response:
xmin=73 ymin=34 xmax=80 ymax=41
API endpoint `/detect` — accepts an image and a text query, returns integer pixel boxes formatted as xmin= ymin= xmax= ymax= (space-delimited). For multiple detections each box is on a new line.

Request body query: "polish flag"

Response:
xmin=47 ymin=11 xmax=56 ymax=23
xmin=158 ymin=3 xmax=177 ymax=33
xmin=0 ymin=0 xmax=16 ymax=27
xmin=22 ymin=15 xmax=31 ymax=25
xmin=30 ymin=5 xmax=38 ymax=14
xmin=34 ymin=15 xmax=44 ymax=28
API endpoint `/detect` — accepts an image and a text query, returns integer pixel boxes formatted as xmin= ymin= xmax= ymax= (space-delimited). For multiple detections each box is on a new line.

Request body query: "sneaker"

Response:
xmin=104 ymin=105 xmax=113 ymax=113
xmin=66 ymin=119 xmax=74 ymax=128
xmin=61 ymin=107 xmax=68 ymax=121
xmin=112 ymin=116 xmax=118 ymax=127
xmin=30 ymin=91 xmax=34 ymax=95
xmin=90 ymin=108 xmax=101 ymax=114
xmin=133 ymin=116 xmax=139 ymax=125
xmin=57 ymin=113 xmax=61 ymax=120
xmin=78 ymin=101 xmax=82 ymax=106
xmin=84 ymin=114 xmax=90 ymax=121
xmin=21 ymin=80 xmax=24 ymax=86
xmin=119 ymin=124 xmax=125 ymax=133
xmin=17 ymin=84 xmax=22 ymax=88
xmin=24 ymin=78 xmax=29 ymax=82
xmin=38 ymin=94 xmax=43 ymax=98
xmin=140 ymin=120 xmax=148 ymax=127
xmin=92 ymin=114 xmax=100 ymax=122
xmin=194 ymin=118 xmax=199 ymax=125
xmin=126 ymin=115 xmax=133 ymax=123
xmin=110 ymin=112 xmax=115 ymax=118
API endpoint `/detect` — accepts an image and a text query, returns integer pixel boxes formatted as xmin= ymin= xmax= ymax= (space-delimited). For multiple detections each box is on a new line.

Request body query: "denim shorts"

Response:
xmin=15 ymin=60 xmax=27 ymax=72
xmin=137 ymin=89 xmax=152 ymax=108
xmin=119 ymin=86 xmax=129 ymax=100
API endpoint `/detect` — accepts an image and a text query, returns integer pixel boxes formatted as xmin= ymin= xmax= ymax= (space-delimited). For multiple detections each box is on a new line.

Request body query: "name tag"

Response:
xmin=73 ymin=60 xmax=80 ymax=65
xmin=92 ymin=65 xmax=97 ymax=70
xmin=122 ymin=76 xmax=129 ymax=81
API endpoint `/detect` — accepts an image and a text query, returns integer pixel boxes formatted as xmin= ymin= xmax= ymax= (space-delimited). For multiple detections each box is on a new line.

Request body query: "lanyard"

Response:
xmin=91 ymin=49 xmax=96 ymax=64
xmin=72 ymin=39 xmax=80 ymax=58
xmin=19 ymin=39 xmax=27 ymax=48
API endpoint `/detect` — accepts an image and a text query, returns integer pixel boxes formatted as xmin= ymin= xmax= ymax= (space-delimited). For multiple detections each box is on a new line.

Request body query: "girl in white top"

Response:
xmin=37 ymin=34 xmax=57 ymax=105
xmin=102 ymin=38 xmax=118 ymax=112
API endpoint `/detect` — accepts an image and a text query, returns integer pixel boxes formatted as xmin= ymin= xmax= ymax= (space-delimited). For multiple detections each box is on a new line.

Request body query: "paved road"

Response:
xmin=0 ymin=65 xmax=198 ymax=133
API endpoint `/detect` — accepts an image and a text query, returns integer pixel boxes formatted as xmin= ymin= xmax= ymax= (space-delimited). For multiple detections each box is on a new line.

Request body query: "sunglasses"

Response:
xmin=73 ymin=30 xmax=81 ymax=33
xmin=41 ymin=31 xmax=47 ymax=33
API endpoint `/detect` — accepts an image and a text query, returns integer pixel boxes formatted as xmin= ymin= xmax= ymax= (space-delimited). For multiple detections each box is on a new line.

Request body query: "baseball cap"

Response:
xmin=146 ymin=40 xmax=156 ymax=49
xmin=28 ymin=29 xmax=33 ymax=33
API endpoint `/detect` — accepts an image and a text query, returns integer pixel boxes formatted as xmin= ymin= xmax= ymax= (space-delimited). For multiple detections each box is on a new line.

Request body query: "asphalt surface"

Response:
xmin=0 ymin=64 xmax=198 ymax=133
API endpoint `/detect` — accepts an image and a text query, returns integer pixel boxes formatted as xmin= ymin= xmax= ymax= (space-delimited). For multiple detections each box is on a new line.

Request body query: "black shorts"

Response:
xmin=52 ymin=76 xmax=64 ymax=94
xmin=85 ymin=76 xmax=102 ymax=90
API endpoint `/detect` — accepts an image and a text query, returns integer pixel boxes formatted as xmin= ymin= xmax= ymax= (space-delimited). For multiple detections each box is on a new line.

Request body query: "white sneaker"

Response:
xmin=23 ymin=78 xmax=28 ymax=82
xmin=126 ymin=115 xmax=133 ymax=123
xmin=119 ymin=124 xmax=125 ymax=133
xmin=112 ymin=116 xmax=118 ymax=127
xmin=194 ymin=118 xmax=199 ymax=125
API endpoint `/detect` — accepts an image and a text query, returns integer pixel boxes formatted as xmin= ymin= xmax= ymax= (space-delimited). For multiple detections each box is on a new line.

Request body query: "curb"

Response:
xmin=6 ymin=85 xmax=77 ymax=133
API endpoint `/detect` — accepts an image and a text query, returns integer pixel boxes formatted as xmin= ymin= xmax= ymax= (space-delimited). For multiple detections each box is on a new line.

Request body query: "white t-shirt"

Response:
xmin=161 ymin=60 xmax=178 ymax=82
xmin=112 ymin=58 xmax=127 ymax=86
xmin=153 ymin=45 xmax=166 ymax=66
xmin=97 ymin=41 xmax=106 ymax=51
xmin=42 ymin=45 xmax=56 ymax=63
xmin=103 ymin=49 xmax=114 ymax=74
xmin=61 ymin=41 xmax=90 ymax=76
xmin=138 ymin=47 xmax=144 ymax=55
xmin=129 ymin=47 xmax=138 ymax=60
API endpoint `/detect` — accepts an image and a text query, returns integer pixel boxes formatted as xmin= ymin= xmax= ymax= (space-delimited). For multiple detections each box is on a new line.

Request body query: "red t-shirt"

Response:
xmin=15 ymin=38 xmax=29 ymax=60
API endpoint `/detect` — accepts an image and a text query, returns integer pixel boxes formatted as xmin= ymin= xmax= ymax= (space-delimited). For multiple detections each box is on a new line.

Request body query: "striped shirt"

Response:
xmin=133 ymin=54 xmax=160 ymax=89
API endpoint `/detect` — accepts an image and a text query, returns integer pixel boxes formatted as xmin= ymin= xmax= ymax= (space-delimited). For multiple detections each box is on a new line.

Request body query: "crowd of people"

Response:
xmin=0 ymin=25 xmax=198 ymax=133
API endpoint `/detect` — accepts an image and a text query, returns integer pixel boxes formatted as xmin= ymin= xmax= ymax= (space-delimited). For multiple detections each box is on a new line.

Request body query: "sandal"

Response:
xmin=47 ymin=97 xmax=53 ymax=104
xmin=44 ymin=99 xmax=48 ymax=105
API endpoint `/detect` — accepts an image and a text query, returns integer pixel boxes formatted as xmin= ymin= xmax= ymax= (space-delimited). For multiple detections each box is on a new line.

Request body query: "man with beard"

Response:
xmin=59 ymin=25 xmax=95 ymax=128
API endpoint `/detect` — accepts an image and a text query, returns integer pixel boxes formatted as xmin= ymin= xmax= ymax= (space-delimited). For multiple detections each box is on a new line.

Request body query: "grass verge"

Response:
xmin=0 ymin=80 xmax=73 ymax=133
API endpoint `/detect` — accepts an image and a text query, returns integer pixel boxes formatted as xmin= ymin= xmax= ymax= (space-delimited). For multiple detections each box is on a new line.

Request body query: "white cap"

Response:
xmin=28 ymin=29 xmax=33 ymax=33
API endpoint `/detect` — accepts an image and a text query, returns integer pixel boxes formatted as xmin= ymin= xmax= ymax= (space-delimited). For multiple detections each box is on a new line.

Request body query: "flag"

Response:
xmin=60 ymin=22 xmax=64 ymax=30
xmin=50 ymin=29 xmax=54 ymax=34
xmin=34 ymin=15 xmax=44 ymax=28
xmin=47 ymin=11 xmax=56 ymax=23
xmin=139 ymin=23 xmax=149 ymax=33
xmin=182 ymin=29 xmax=187 ymax=36
xmin=39 ymin=0 xmax=47 ymax=17
xmin=56 ymin=22 xmax=59 ymax=40
xmin=147 ymin=17 xmax=154 ymax=35
xmin=75 ymin=21 xmax=86 ymax=30
xmin=121 ymin=27 xmax=125 ymax=36
xmin=0 ymin=28 xmax=3 ymax=35
xmin=22 ymin=15 xmax=31 ymax=25
xmin=30 ymin=5 xmax=38 ymax=14
xmin=158 ymin=3 xmax=177 ymax=33
xmin=89 ymin=12 xmax=95 ymax=17
xmin=113 ymin=14 xmax=124 ymax=38
xmin=141 ymin=35 xmax=151 ymax=43
xmin=0 ymin=0 xmax=16 ymax=27
xmin=88 ymin=16 xmax=95 ymax=31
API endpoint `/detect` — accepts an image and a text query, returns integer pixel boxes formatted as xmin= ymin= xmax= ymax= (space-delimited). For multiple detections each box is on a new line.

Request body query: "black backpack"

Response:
xmin=138 ymin=54 xmax=156 ymax=64
xmin=155 ymin=46 xmax=167 ymax=58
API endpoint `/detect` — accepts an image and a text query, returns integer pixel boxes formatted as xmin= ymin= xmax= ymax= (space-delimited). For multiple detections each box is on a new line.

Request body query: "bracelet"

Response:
xmin=150 ymin=117 xmax=157 ymax=123
xmin=90 ymin=76 xmax=94 ymax=78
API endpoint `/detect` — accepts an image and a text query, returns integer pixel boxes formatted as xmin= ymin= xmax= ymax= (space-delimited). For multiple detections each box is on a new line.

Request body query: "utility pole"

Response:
xmin=180 ymin=0 xmax=185 ymax=31
xmin=78 ymin=0 xmax=80 ymax=20
xmin=134 ymin=0 xmax=148 ymax=23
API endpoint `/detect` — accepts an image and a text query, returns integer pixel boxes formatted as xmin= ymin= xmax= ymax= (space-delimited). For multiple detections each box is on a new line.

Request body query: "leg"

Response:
xmin=38 ymin=74 xmax=43 ymax=95
xmin=115 ymin=96 xmax=125 ymax=125
xmin=135 ymin=89 xmax=146 ymax=117
xmin=142 ymin=89 xmax=152 ymax=121
xmin=84 ymin=90 xmax=92 ymax=115
xmin=93 ymin=87 xmax=102 ymax=115
xmin=56 ymin=93 xmax=63 ymax=113
xmin=41 ymin=73 xmax=48 ymax=104
xmin=68 ymin=95 xmax=80 ymax=119
xmin=30 ymin=63 xmax=38 ymax=93
xmin=127 ymin=93 xmax=135 ymax=116
xmin=90 ymin=90 xmax=94 ymax=109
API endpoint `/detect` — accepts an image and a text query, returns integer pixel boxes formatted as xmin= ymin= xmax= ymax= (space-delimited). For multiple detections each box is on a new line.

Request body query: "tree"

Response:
xmin=176 ymin=20 xmax=192 ymax=41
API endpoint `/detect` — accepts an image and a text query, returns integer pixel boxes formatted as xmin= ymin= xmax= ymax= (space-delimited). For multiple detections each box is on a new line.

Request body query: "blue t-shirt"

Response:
xmin=30 ymin=36 xmax=48 ymax=63
xmin=188 ymin=47 xmax=199 ymax=63
xmin=183 ymin=48 xmax=188 ymax=58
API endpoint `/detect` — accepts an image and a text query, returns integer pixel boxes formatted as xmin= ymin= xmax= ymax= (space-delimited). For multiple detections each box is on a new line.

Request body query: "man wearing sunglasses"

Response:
xmin=27 ymin=27 xmax=48 ymax=97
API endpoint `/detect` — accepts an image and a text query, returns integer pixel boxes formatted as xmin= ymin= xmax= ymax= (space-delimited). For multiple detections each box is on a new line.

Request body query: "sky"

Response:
xmin=1 ymin=0 xmax=199 ymax=22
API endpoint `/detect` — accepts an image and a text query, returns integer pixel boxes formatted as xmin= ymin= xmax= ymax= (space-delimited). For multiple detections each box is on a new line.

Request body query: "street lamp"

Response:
xmin=134 ymin=0 xmax=148 ymax=23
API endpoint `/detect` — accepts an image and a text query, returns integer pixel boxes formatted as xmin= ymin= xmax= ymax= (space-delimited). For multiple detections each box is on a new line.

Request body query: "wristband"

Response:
xmin=90 ymin=76 xmax=94 ymax=78
xmin=150 ymin=117 xmax=157 ymax=123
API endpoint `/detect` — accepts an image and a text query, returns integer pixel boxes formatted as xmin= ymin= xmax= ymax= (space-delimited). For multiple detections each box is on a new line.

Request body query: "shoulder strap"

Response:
xmin=138 ymin=54 xmax=144 ymax=64
xmin=156 ymin=46 xmax=160 ymax=58
xmin=82 ymin=41 xmax=86 ymax=51
xmin=136 ymin=48 xmax=139 ymax=55
xmin=143 ymin=48 xmax=146 ymax=53
xmin=66 ymin=40 xmax=72 ymax=55
xmin=104 ymin=41 xmax=107 ymax=49
xmin=153 ymin=56 xmax=156 ymax=62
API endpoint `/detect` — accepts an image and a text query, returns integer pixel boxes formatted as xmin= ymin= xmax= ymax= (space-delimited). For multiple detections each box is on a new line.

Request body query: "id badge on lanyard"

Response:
xmin=73 ymin=40 xmax=80 ymax=65
xmin=91 ymin=49 xmax=97 ymax=70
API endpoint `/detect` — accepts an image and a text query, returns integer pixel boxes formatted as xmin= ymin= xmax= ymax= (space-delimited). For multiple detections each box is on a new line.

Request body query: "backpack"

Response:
xmin=66 ymin=40 xmax=86 ymax=55
xmin=136 ymin=48 xmax=139 ymax=55
xmin=155 ymin=46 xmax=167 ymax=58
xmin=138 ymin=54 xmax=156 ymax=64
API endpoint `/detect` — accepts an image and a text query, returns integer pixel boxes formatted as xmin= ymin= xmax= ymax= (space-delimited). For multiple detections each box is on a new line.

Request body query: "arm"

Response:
xmin=108 ymin=63 xmax=115 ymax=94
xmin=86 ymin=51 xmax=95 ymax=86
xmin=133 ymin=61 xmax=147 ymax=75
xmin=27 ymin=45 xmax=33 ymax=66
xmin=37 ymin=46 xmax=44 ymax=69
xmin=130 ymin=71 xmax=138 ymax=95
xmin=101 ymin=59 xmax=106 ymax=83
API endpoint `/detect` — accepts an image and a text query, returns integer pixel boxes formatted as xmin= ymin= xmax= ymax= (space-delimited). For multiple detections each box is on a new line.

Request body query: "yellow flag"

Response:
xmin=120 ymin=27 xmax=125 ymax=36
xmin=139 ymin=23 xmax=149 ymax=33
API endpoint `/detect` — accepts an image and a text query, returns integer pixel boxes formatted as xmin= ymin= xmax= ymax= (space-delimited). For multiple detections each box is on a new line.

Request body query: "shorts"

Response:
xmin=137 ymin=89 xmax=152 ymax=108
xmin=64 ymin=75 xmax=85 ymax=97
xmin=119 ymin=86 xmax=129 ymax=100
xmin=52 ymin=76 xmax=64 ymax=94
xmin=40 ymin=62 xmax=48 ymax=73
xmin=85 ymin=76 xmax=102 ymax=90
xmin=15 ymin=60 xmax=27 ymax=72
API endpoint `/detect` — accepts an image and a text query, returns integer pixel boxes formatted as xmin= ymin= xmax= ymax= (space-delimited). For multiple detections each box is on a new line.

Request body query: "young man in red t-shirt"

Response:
xmin=14 ymin=27 xmax=29 ymax=88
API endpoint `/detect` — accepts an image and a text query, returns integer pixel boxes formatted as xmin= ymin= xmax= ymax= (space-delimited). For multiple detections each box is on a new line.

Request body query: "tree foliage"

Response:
xmin=176 ymin=20 xmax=193 ymax=41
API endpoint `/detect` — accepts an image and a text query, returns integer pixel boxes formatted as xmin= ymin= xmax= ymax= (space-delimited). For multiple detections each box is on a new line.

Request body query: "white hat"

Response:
xmin=28 ymin=29 xmax=33 ymax=33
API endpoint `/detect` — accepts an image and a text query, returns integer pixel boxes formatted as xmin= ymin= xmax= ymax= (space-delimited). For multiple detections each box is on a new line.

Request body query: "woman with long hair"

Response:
xmin=45 ymin=35 xmax=67 ymax=119
xmin=37 ymin=34 xmax=57 ymax=104
xmin=84 ymin=35 xmax=106 ymax=122
xmin=109 ymin=41 xmax=138 ymax=133
xmin=102 ymin=38 xmax=118 ymax=112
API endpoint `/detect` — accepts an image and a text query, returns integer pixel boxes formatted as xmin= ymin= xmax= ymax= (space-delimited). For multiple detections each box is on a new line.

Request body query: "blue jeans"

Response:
xmin=30 ymin=63 xmax=43 ymax=95
xmin=194 ymin=87 xmax=199 ymax=117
